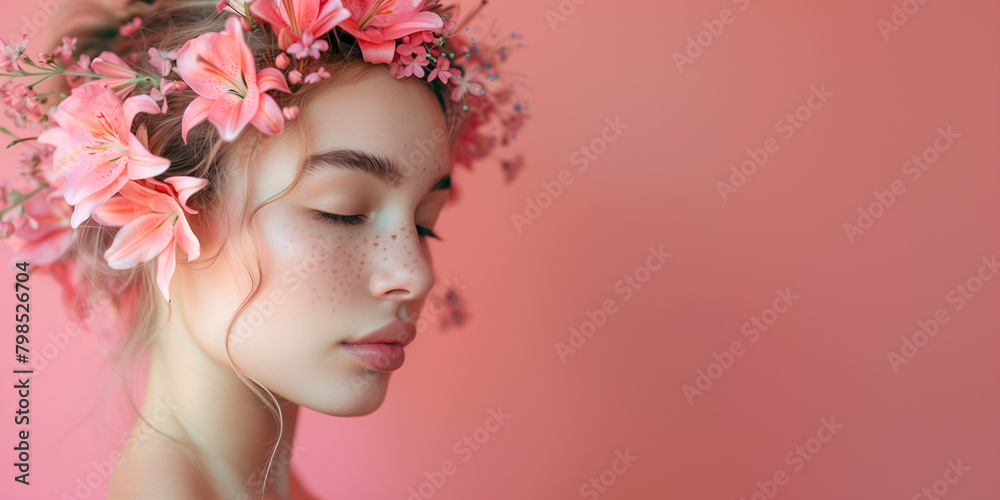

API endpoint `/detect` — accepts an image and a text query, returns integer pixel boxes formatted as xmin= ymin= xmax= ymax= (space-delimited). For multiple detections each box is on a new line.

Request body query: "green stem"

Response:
xmin=7 ymin=137 xmax=39 ymax=148
xmin=27 ymin=72 xmax=56 ymax=88
xmin=0 ymin=70 xmax=114 ymax=78
xmin=0 ymin=182 xmax=49 ymax=219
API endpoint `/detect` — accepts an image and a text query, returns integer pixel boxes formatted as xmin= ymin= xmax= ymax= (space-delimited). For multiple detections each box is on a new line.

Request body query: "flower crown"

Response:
xmin=0 ymin=0 xmax=528 ymax=304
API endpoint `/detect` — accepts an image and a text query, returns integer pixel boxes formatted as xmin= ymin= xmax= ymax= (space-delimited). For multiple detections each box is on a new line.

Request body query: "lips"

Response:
xmin=342 ymin=319 xmax=416 ymax=347
xmin=341 ymin=319 xmax=417 ymax=372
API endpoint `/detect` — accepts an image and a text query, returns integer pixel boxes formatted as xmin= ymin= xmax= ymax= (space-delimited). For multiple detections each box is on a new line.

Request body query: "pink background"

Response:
xmin=3 ymin=0 xmax=999 ymax=499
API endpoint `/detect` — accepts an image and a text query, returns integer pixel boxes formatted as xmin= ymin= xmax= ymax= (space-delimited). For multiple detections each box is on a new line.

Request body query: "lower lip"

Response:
xmin=341 ymin=343 xmax=406 ymax=371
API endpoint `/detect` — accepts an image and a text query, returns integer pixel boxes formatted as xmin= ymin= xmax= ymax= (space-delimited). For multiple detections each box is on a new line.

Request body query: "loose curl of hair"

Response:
xmin=53 ymin=0 xmax=469 ymax=495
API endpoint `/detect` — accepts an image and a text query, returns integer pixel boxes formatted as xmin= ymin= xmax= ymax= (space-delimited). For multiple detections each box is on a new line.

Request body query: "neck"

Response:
xmin=138 ymin=311 xmax=299 ymax=500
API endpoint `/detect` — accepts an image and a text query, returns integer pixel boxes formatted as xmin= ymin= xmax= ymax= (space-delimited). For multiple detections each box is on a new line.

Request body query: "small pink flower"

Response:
xmin=404 ymin=30 xmax=435 ymax=45
xmin=287 ymin=32 xmax=330 ymax=60
xmin=250 ymin=0 xmax=351 ymax=53
xmin=449 ymin=71 xmax=484 ymax=103
xmin=175 ymin=16 xmax=292 ymax=142
xmin=36 ymin=83 xmax=168 ymax=228
xmin=339 ymin=0 xmax=444 ymax=64
xmin=149 ymin=79 xmax=183 ymax=112
xmin=64 ymin=54 xmax=92 ymax=88
xmin=303 ymin=66 xmax=330 ymax=84
xmin=0 ymin=35 xmax=29 ymax=73
xmin=275 ymin=52 xmax=291 ymax=70
xmin=217 ymin=0 xmax=249 ymax=14
xmin=119 ymin=16 xmax=142 ymax=36
xmin=288 ymin=69 xmax=303 ymax=85
xmin=1 ymin=83 xmax=37 ymax=114
xmin=53 ymin=36 xmax=76 ymax=62
xmin=441 ymin=17 xmax=457 ymax=36
xmin=394 ymin=42 xmax=428 ymax=78
xmin=282 ymin=106 xmax=300 ymax=120
xmin=92 ymin=177 xmax=206 ymax=302
xmin=147 ymin=47 xmax=177 ymax=77
xmin=1 ymin=82 xmax=42 ymax=127
xmin=427 ymin=56 xmax=456 ymax=84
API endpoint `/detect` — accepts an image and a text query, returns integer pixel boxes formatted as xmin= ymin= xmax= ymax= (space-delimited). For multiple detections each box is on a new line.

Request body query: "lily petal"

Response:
xmin=69 ymin=175 xmax=129 ymax=228
xmin=123 ymin=94 xmax=162 ymax=128
xmin=181 ymin=96 xmax=214 ymax=143
xmin=126 ymin=133 xmax=171 ymax=179
xmin=156 ymin=239 xmax=177 ymax=302
xmin=380 ymin=11 xmax=444 ymax=39
xmin=91 ymin=51 xmax=137 ymax=79
xmin=164 ymin=176 xmax=209 ymax=213
xmin=257 ymin=67 xmax=291 ymax=93
xmin=311 ymin=0 xmax=352 ymax=36
xmin=250 ymin=94 xmax=286 ymax=136
xmin=357 ymin=39 xmax=397 ymax=64
xmin=13 ymin=228 xmax=73 ymax=266
xmin=174 ymin=212 xmax=201 ymax=261
xmin=62 ymin=149 xmax=126 ymax=206
xmin=104 ymin=212 xmax=174 ymax=268
xmin=92 ymin=193 xmax=146 ymax=227
xmin=208 ymin=91 xmax=255 ymax=142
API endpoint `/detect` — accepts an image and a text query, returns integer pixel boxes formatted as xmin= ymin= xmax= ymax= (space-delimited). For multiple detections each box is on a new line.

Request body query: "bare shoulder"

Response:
xmin=107 ymin=437 xmax=216 ymax=500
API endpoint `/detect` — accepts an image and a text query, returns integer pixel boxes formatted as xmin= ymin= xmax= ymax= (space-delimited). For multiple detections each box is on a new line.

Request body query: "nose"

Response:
xmin=368 ymin=223 xmax=435 ymax=302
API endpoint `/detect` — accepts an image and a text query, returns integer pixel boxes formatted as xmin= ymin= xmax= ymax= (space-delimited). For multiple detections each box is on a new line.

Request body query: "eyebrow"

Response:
xmin=303 ymin=148 xmax=451 ymax=192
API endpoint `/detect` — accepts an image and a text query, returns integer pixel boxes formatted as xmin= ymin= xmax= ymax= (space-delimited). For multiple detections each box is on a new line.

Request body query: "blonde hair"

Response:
xmin=53 ymin=0 xmax=466 ymax=496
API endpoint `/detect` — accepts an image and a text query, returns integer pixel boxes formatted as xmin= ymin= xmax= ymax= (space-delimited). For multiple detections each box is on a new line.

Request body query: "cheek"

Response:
xmin=256 ymin=215 xmax=367 ymax=313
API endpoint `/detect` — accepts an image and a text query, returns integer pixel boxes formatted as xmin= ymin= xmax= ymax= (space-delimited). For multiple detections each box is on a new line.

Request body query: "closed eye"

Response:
xmin=313 ymin=211 xmax=366 ymax=226
xmin=313 ymin=211 xmax=442 ymax=240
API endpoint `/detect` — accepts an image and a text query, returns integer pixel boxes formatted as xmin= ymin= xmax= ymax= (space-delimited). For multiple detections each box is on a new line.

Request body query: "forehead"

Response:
xmin=299 ymin=66 xmax=451 ymax=184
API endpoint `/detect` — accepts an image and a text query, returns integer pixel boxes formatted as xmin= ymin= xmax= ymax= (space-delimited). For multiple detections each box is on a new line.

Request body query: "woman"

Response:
xmin=0 ymin=0 xmax=526 ymax=498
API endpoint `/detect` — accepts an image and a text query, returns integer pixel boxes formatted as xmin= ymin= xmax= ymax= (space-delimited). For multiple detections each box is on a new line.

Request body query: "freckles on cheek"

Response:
xmin=266 ymin=222 xmax=354 ymax=310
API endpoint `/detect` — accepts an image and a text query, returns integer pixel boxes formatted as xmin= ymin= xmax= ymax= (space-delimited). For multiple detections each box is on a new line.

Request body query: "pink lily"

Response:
xmin=338 ymin=0 xmax=443 ymax=64
xmin=91 ymin=51 xmax=141 ymax=98
xmin=37 ymin=83 xmax=169 ymax=228
xmin=175 ymin=16 xmax=291 ymax=143
xmin=92 ymin=177 xmax=206 ymax=302
xmin=9 ymin=187 xmax=73 ymax=265
xmin=250 ymin=0 xmax=351 ymax=54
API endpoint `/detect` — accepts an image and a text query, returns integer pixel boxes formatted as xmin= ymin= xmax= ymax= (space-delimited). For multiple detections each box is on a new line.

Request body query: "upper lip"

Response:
xmin=342 ymin=319 xmax=416 ymax=347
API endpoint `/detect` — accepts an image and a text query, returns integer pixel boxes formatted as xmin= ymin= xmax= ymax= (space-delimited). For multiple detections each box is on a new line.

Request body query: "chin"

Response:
xmin=302 ymin=373 xmax=393 ymax=416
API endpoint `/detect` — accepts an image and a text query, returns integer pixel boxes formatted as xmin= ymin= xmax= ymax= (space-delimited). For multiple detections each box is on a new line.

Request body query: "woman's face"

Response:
xmin=174 ymin=66 xmax=451 ymax=415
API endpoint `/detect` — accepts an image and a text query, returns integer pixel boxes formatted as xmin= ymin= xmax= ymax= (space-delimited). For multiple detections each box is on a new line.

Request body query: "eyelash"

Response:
xmin=313 ymin=212 xmax=442 ymax=240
